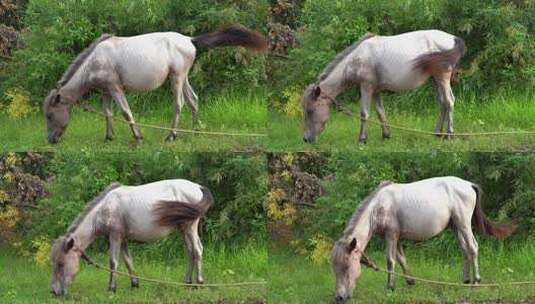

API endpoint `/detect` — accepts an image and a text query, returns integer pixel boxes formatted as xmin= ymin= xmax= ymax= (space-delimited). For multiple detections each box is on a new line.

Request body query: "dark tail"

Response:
xmin=471 ymin=184 xmax=517 ymax=240
xmin=413 ymin=36 xmax=466 ymax=78
xmin=153 ymin=186 xmax=214 ymax=228
xmin=191 ymin=24 xmax=267 ymax=51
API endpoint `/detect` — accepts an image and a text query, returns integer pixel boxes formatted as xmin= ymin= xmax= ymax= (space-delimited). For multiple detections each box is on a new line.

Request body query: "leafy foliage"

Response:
xmin=4 ymin=152 xmax=265 ymax=258
xmin=269 ymin=152 xmax=535 ymax=259
xmin=1 ymin=0 xmax=268 ymax=106
xmin=269 ymin=0 xmax=535 ymax=110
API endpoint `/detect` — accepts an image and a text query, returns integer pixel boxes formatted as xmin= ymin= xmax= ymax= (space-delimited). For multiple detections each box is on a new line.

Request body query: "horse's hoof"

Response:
xmin=474 ymin=278 xmax=481 ymax=285
xmin=104 ymin=136 xmax=114 ymax=142
xmin=108 ymin=286 xmax=117 ymax=293
xmin=406 ymin=279 xmax=416 ymax=286
xmin=358 ymin=138 xmax=367 ymax=144
xmin=382 ymin=133 xmax=391 ymax=140
xmin=131 ymin=279 xmax=139 ymax=288
xmin=463 ymin=279 xmax=471 ymax=284
xmin=165 ymin=134 xmax=177 ymax=142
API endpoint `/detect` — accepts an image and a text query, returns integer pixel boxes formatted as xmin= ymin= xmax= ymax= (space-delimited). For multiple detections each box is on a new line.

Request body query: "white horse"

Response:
xmin=50 ymin=179 xmax=213 ymax=296
xmin=302 ymin=30 xmax=466 ymax=143
xmin=43 ymin=24 xmax=267 ymax=143
xmin=331 ymin=176 xmax=516 ymax=303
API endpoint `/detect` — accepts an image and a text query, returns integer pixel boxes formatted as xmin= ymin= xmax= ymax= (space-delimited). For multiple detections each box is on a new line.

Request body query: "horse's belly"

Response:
xmin=128 ymin=223 xmax=174 ymax=242
xmin=398 ymin=206 xmax=450 ymax=240
xmin=115 ymin=53 xmax=170 ymax=92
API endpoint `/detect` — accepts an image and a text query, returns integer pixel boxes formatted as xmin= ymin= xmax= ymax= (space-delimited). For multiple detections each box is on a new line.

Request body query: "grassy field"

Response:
xmin=269 ymin=243 xmax=535 ymax=304
xmin=0 ymin=92 xmax=266 ymax=152
xmin=0 ymin=244 xmax=266 ymax=304
xmin=268 ymin=94 xmax=535 ymax=152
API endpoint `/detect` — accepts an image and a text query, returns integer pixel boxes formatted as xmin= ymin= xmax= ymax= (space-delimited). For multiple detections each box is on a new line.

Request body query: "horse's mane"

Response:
xmin=318 ymin=33 xmax=376 ymax=82
xmin=342 ymin=180 xmax=393 ymax=240
xmin=56 ymin=34 xmax=113 ymax=88
xmin=66 ymin=182 xmax=121 ymax=235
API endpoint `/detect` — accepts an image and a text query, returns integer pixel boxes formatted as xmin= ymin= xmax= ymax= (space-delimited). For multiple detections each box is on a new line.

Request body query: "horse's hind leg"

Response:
xmin=102 ymin=93 xmax=114 ymax=141
xmin=432 ymin=79 xmax=447 ymax=137
xmin=184 ymin=78 xmax=200 ymax=128
xmin=455 ymin=228 xmax=472 ymax=283
xmin=121 ymin=241 xmax=139 ymax=288
xmin=166 ymin=74 xmax=186 ymax=142
xmin=109 ymin=86 xmax=143 ymax=143
xmin=182 ymin=228 xmax=195 ymax=284
xmin=462 ymin=228 xmax=480 ymax=283
xmin=434 ymin=72 xmax=455 ymax=138
xmin=396 ymin=242 xmax=415 ymax=286
xmin=191 ymin=219 xmax=204 ymax=284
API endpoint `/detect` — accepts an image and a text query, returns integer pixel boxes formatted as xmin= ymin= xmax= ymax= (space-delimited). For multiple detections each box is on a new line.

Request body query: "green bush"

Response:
xmin=269 ymin=152 xmax=535 ymax=256
xmin=20 ymin=152 xmax=266 ymax=258
xmin=1 ymin=0 xmax=268 ymax=106
xmin=270 ymin=0 xmax=535 ymax=110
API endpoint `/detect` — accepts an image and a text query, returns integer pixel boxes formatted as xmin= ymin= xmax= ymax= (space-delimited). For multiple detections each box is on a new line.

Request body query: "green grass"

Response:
xmin=0 ymin=92 xmax=266 ymax=152
xmin=269 ymin=243 xmax=535 ymax=304
xmin=268 ymin=94 xmax=535 ymax=152
xmin=0 ymin=244 xmax=266 ymax=303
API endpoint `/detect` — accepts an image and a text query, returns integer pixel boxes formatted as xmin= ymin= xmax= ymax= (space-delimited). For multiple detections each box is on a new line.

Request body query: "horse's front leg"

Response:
xmin=121 ymin=241 xmax=139 ymax=288
xmin=102 ymin=93 xmax=114 ymax=142
xmin=108 ymin=86 xmax=143 ymax=144
xmin=385 ymin=232 xmax=398 ymax=290
xmin=373 ymin=92 xmax=390 ymax=139
xmin=166 ymin=74 xmax=185 ymax=142
xmin=108 ymin=234 xmax=122 ymax=292
xmin=358 ymin=83 xmax=374 ymax=144
xmin=396 ymin=242 xmax=415 ymax=286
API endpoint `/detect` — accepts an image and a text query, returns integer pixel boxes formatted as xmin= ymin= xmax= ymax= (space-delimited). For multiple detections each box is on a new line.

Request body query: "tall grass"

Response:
xmin=269 ymin=243 xmax=535 ymax=303
xmin=0 ymin=243 xmax=267 ymax=303
xmin=0 ymin=92 xmax=267 ymax=152
xmin=268 ymin=93 xmax=535 ymax=152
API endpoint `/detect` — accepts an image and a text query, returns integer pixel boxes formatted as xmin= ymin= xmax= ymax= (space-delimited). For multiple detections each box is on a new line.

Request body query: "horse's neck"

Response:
xmin=59 ymin=65 xmax=91 ymax=103
xmin=319 ymin=68 xmax=347 ymax=99
xmin=344 ymin=205 xmax=375 ymax=250
xmin=69 ymin=209 xmax=99 ymax=251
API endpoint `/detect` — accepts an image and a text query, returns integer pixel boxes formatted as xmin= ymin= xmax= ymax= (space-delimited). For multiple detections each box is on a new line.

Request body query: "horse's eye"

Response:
xmin=46 ymin=113 xmax=53 ymax=119
xmin=306 ymin=109 xmax=314 ymax=116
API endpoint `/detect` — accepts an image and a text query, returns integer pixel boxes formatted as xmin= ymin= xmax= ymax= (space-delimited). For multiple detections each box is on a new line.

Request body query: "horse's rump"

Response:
xmin=192 ymin=24 xmax=267 ymax=51
xmin=153 ymin=186 xmax=213 ymax=228
xmin=412 ymin=37 xmax=466 ymax=77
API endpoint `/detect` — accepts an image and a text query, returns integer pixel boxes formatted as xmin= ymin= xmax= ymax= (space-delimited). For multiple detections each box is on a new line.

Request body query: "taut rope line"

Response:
xmin=79 ymin=104 xmax=268 ymax=138
xmin=357 ymin=248 xmax=535 ymax=288
xmin=80 ymin=252 xmax=266 ymax=288
xmin=327 ymin=96 xmax=535 ymax=137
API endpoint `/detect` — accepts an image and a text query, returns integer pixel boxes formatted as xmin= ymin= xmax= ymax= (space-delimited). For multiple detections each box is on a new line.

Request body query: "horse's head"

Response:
xmin=50 ymin=236 xmax=81 ymax=296
xmin=331 ymin=238 xmax=362 ymax=303
xmin=43 ymin=89 xmax=72 ymax=144
xmin=301 ymin=84 xmax=332 ymax=143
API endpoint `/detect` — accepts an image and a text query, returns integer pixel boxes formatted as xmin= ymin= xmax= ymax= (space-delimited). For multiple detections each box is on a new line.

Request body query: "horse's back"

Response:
xmin=92 ymin=32 xmax=196 ymax=91
xmin=362 ymin=30 xmax=457 ymax=91
xmin=105 ymin=179 xmax=203 ymax=241
xmin=383 ymin=177 xmax=474 ymax=239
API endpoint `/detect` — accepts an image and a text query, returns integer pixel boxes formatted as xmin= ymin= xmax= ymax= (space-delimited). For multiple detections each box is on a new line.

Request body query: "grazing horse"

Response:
xmin=50 ymin=179 xmax=213 ymax=296
xmin=302 ymin=30 xmax=466 ymax=143
xmin=331 ymin=177 xmax=516 ymax=303
xmin=43 ymin=24 xmax=267 ymax=144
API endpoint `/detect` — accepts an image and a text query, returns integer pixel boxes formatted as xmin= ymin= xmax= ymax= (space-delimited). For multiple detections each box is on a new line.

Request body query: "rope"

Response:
xmin=79 ymin=104 xmax=267 ymax=138
xmin=358 ymin=250 xmax=535 ymax=288
xmin=81 ymin=252 xmax=266 ymax=288
xmin=332 ymin=99 xmax=535 ymax=137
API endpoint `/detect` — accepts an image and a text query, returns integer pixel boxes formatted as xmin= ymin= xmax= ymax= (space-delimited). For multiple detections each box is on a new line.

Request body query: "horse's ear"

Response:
xmin=53 ymin=94 xmax=61 ymax=106
xmin=347 ymin=238 xmax=357 ymax=253
xmin=313 ymin=86 xmax=321 ymax=99
xmin=63 ymin=238 xmax=75 ymax=253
